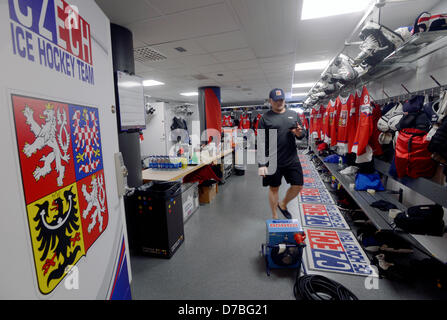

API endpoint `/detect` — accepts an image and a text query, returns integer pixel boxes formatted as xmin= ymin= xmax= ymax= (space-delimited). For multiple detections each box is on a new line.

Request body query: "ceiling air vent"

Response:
xmin=134 ymin=46 xmax=167 ymax=63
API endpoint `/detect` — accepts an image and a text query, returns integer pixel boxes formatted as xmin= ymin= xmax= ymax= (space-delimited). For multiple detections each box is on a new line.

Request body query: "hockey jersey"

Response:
xmin=311 ymin=106 xmax=321 ymax=140
xmin=317 ymin=105 xmax=325 ymax=141
xmin=347 ymin=92 xmax=360 ymax=153
xmin=299 ymin=113 xmax=309 ymax=130
xmin=309 ymin=107 xmax=316 ymax=138
xmin=337 ymin=94 xmax=355 ymax=154
xmin=352 ymin=86 xmax=373 ymax=156
xmin=222 ymin=115 xmax=234 ymax=127
xmin=329 ymin=97 xmax=341 ymax=148
xmin=238 ymin=114 xmax=251 ymax=129
xmin=253 ymin=113 xmax=263 ymax=135
xmin=322 ymin=102 xmax=331 ymax=144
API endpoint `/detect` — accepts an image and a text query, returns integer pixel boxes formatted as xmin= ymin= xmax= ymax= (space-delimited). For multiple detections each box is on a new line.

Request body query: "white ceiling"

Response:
xmin=95 ymin=0 xmax=442 ymax=105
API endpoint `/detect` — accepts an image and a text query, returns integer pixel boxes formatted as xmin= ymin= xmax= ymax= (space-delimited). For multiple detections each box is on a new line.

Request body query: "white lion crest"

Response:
xmin=22 ymin=104 xmax=70 ymax=186
xmin=82 ymin=173 xmax=106 ymax=233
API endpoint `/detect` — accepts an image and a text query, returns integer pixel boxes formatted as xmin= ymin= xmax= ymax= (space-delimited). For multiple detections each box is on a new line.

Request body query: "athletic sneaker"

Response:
xmin=277 ymin=204 xmax=292 ymax=219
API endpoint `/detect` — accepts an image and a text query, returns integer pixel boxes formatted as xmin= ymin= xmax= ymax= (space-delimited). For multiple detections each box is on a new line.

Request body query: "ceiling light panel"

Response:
xmin=301 ymin=0 xmax=370 ymax=20
xmin=295 ymin=60 xmax=329 ymax=71
xmin=143 ymin=80 xmax=165 ymax=87
xmin=180 ymin=92 xmax=199 ymax=97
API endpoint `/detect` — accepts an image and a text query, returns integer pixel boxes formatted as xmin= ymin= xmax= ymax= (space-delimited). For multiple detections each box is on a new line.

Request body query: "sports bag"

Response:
xmin=395 ymin=128 xmax=437 ymax=179
xmin=394 ymin=204 xmax=445 ymax=236
xmin=355 ymin=172 xmax=385 ymax=191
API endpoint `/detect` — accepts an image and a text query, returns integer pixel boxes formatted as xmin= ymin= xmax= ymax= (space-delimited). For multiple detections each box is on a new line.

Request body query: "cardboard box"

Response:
xmin=199 ymin=183 xmax=218 ymax=204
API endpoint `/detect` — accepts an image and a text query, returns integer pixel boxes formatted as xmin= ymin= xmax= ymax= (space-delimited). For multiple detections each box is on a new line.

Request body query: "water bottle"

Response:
xmin=338 ymin=156 xmax=343 ymax=168
xmin=156 ymin=156 xmax=162 ymax=170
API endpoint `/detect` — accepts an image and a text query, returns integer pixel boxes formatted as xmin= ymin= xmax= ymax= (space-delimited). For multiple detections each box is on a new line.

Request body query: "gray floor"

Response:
xmin=130 ymin=153 xmax=446 ymax=300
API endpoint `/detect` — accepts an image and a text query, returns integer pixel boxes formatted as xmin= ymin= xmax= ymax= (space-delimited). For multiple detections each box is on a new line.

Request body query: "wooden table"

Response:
xmin=142 ymin=148 xmax=234 ymax=182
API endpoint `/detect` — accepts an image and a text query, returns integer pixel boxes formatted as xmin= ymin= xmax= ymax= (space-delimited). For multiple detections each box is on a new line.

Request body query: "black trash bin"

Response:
xmin=126 ymin=181 xmax=184 ymax=258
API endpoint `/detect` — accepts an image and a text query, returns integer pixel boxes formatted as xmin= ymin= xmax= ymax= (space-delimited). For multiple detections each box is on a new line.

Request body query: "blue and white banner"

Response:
xmin=298 ymin=187 xmax=335 ymax=204
xmin=304 ymin=228 xmax=377 ymax=277
xmin=302 ymin=169 xmax=320 ymax=179
xmin=298 ymin=154 xmax=310 ymax=162
xmin=303 ymin=176 xmax=325 ymax=189
xmin=299 ymin=203 xmax=349 ymax=230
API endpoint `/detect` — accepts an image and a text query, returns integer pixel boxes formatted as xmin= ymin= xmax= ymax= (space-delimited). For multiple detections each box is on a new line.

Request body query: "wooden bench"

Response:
xmin=312 ymin=150 xmax=447 ymax=264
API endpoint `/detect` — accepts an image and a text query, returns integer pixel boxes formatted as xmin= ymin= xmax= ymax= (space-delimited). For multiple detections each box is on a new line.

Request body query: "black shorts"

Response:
xmin=262 ymin=164 xmax=303 ymax=187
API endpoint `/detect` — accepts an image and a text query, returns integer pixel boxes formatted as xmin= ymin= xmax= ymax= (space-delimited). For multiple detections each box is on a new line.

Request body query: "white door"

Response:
xmin=0 ymin=0 xmax=132 ymax=299
xmin=140 ymin=102 xmax=168 ymax=156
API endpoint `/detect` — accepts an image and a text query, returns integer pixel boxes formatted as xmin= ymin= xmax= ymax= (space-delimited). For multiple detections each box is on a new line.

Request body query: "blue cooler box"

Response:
xmin=263 ymin=219 xmax=305 ymax=274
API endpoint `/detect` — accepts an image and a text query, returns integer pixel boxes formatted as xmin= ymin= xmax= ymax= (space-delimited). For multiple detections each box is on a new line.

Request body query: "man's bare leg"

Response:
xmin=268 ymin=186 xmax=280 ymax=219
xmin=279 ymin=185 xmax=303 ymax=211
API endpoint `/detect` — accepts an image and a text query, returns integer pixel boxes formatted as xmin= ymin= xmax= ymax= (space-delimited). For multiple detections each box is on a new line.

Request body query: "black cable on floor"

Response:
xmin=294 ymin=273 xmax=359 ymax=301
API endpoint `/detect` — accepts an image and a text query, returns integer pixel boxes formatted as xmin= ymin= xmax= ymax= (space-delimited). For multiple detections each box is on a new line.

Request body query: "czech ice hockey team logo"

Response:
xmin=12 ymin=94 xmax=108 ymax=295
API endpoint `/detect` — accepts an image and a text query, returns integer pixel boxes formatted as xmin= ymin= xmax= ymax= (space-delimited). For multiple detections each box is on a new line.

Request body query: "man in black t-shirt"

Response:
xmin=257 ymin=88 xmax=304 ymax=219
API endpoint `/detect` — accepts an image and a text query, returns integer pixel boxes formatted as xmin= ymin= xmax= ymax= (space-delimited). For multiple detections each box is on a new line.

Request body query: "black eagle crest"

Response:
xmin=33 ymin=187 xmax=82 ymax=285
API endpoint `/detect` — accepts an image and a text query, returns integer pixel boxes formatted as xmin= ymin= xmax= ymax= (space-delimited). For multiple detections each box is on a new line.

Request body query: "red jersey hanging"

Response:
xmin=352 ymin=86 xmax=373 ymax=156
xmin=299 ymin=113 xmax=309 ymax=130
xmin=329 ymin=97 xmax=341 ymax=148
xmin=317 ymin=105 xmax=325 ymax=141
xmin=322 ymin=102 xmax=331 ymax=144
xmin=238 ymin=114 xmax=251 ymax=130
xmin=222 ymin=115 xmax=234 ymax=127
xmin=347 ymin=92 xmax=360 ymax=154
xmin=337 ymin=95 xmax=354 ymax=154
xmin=253 ymin=113 xmax=263 ymax=136
xmin=309 ymin=107 xmax=316 ymax=139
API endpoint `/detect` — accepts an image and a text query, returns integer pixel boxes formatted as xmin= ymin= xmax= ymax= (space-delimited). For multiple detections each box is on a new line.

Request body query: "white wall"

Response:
xmin=140 ymin=101 xmax=199 ymax=157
